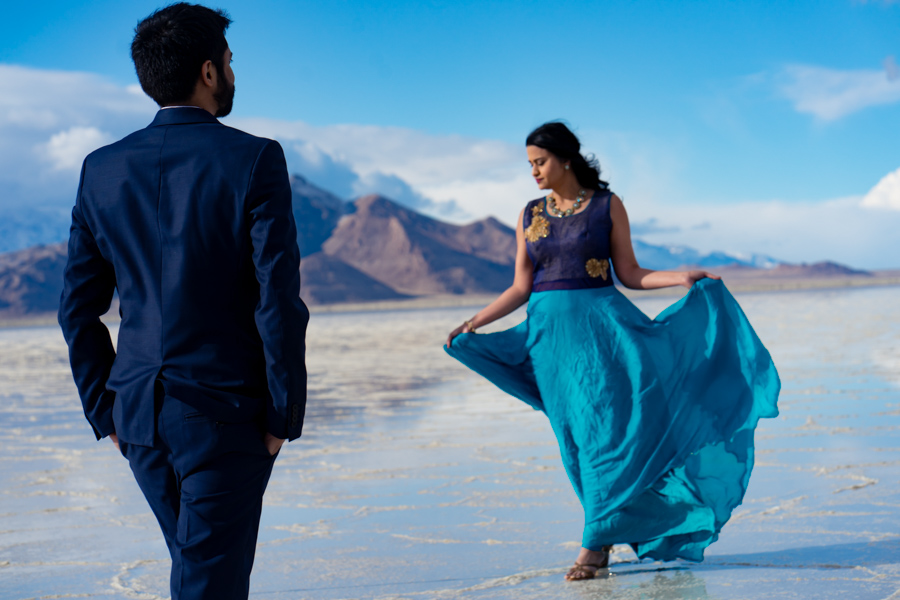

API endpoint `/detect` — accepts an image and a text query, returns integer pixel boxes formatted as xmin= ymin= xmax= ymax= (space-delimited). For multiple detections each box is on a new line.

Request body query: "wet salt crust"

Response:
xmin=1 ymin=285 xmax=899 ymax=599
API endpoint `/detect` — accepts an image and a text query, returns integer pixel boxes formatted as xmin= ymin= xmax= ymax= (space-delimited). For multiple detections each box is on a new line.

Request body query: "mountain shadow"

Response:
xmin=299 ymin=252 xmax=410 ymax=305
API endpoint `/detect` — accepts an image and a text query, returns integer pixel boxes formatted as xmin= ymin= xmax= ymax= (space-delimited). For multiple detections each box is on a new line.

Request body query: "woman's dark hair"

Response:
xmin=131 ymin=3 xmax=232 ymax=106
xmin=526 ymin=122 xmax=609 ymax=191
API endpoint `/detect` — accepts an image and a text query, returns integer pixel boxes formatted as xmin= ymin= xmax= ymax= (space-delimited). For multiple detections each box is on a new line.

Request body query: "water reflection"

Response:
xmin=608 ymin=570 xmax=713 ymax=600
xmin=1 ymin=287 xmax=900 ymax=599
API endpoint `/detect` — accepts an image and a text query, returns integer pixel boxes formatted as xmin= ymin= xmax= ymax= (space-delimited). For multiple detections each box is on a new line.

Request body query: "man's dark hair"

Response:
xmin=131 ymin=3 xmax=232 ymax=106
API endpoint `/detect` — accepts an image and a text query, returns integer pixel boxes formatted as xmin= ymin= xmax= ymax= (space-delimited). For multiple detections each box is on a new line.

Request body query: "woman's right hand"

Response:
xmin=446 ymin=321 xmax=474 ymax=348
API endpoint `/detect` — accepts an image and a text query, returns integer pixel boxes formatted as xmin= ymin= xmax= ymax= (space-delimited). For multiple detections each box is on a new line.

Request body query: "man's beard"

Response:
xmin=213 ymin=78 xmax=235 ymax=118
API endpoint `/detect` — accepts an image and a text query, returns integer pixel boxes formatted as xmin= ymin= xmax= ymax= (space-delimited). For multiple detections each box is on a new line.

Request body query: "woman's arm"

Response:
xmin=609 ymin=195 xmax=720 ymax=290
xmin=446 ymin=208 xmax=534 ymax=347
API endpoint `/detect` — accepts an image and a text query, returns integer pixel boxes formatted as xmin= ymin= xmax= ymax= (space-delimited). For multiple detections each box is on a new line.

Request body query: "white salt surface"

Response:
xmin=2 ymin=286 xmax=900 ymax=599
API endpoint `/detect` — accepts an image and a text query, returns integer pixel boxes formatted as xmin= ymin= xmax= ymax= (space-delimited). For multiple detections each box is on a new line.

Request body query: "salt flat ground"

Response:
xmin=1 ymin=285 xmax=900 ymax=600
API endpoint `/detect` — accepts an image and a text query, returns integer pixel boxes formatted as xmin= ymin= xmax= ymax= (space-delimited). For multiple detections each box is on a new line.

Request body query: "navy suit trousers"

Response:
xmin=120 ymin=394 xmax=276 ymax=600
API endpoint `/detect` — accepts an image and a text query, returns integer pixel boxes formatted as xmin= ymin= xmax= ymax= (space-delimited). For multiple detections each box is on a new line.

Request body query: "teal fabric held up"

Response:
xmin=444 ymin=193 xmax=780 ymax=562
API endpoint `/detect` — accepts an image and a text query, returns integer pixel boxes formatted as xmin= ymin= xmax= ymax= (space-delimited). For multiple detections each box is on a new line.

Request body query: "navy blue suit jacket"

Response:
xmin=59 ymin=107 xmax=309 ymax=446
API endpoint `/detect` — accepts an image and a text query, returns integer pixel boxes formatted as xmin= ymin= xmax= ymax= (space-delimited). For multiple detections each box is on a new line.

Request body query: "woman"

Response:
xmin=445 ymin=122 xmax=779 ymax=581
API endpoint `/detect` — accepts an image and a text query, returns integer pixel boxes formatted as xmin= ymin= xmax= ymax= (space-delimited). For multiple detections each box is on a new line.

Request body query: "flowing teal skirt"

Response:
xmin=445 ymin=279 xmax=780 ymax=562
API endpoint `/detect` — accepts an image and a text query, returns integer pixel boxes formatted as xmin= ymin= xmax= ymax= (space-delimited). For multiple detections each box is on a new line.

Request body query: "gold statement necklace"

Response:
xmin=547 ymin=189 xmax=587 ymax=217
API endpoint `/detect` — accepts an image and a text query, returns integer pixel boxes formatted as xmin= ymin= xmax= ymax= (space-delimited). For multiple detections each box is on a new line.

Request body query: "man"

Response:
xmin=58 ymin=4 xmax=309 ymax=598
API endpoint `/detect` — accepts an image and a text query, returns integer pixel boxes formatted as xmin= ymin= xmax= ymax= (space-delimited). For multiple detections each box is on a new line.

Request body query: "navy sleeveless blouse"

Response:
xmin=523 ymin=191 xmax=615 ymax=292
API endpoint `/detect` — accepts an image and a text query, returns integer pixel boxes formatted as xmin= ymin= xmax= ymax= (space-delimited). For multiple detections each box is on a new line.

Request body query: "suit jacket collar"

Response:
xmin=149 ymin=107 xmax=220 ymax=127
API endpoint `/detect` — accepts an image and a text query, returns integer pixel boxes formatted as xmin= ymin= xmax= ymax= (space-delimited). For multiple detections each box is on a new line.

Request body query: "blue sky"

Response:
xmin=2 ymin=0 xmax=899 ymax=267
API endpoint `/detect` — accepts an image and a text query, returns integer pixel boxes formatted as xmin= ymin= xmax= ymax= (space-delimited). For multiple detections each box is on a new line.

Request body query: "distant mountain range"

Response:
xmin=632 ymin=240 xmax=780 ymax=270
xmin=0 ymin=174 xmax=882 ymax=318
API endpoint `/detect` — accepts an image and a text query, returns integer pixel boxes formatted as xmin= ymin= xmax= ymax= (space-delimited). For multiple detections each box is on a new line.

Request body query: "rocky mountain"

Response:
xmin=321 ymin=195 xmax=515 ymax=296
xmin=0 ymin=242 xmax=68 ymax=317
xmin=289 ymin=174 xmax=350 ymax=257
xmin=0 ymin=174 xmax=885 ymax=318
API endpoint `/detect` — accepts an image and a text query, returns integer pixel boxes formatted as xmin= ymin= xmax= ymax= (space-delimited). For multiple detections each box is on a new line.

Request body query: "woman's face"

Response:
xmin=527 ymin=145 xmax=568 ymax=191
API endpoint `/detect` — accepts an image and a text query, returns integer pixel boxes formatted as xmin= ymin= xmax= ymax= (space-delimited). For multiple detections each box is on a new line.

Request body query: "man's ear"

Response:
xmin=200 ymin=59 xmax=216 ymax=88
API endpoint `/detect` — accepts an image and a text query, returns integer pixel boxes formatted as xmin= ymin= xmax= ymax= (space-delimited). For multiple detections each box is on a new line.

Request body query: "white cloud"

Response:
xmin=250 ymin=112 xmax=900 ymax=268
xmin=0 ymin=64 xmax=535 ymax=221
xmin=41 ymin=126 xmax=114 ymax=171
xmin=631 ymin=195 xmax=900 ymax=269
xmin=0 ymin=64 xmax=156 ymax=207
xmin=0 ymin=64 xmax=156 ymax=130
xmin=779 ymin=61 xmax=900 ymax=120
xmin=886 ymin=56 xmax=900 ymax=81
xmin=232 ymin=121 xmax=686 ymax=225
xmin=862 ymin=167 xmax=900 ymax=211
xmin=0 ymin=64 xmax=896 ymax=268
xmin=232 ymin=117 xmax=536 ymax=221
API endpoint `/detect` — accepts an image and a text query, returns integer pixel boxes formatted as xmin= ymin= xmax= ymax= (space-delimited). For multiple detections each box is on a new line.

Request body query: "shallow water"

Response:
xmin=2 ymin=286 xmax=900 ymax=599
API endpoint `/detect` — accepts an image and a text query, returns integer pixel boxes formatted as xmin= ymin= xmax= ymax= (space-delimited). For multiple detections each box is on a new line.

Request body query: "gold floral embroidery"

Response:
xmin=524 ymin=205 xmax=549 ymax=243
xmin=586 ymin=258 xmax=609 ymax=280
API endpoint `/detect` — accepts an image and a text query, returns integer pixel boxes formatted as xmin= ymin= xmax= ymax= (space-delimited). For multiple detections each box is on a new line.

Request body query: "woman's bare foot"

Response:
xmin=564 ymin=545 xmax=611 ymax=581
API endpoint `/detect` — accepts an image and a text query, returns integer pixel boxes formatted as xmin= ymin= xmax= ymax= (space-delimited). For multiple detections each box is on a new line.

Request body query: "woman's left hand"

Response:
xmin=682 ymin=270 xmax=721 ymax=288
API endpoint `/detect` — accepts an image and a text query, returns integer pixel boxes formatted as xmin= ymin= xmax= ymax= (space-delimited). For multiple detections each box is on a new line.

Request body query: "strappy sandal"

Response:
xmin=564 ymin=545 xmax=612 ymax=581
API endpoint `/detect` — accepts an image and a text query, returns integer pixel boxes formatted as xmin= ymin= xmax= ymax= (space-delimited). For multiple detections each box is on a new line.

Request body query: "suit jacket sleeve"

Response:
xmin=248 ymin=140 xmax=310 ymax=441
xmin=58 ymin=163 xmax=118 ymax=440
